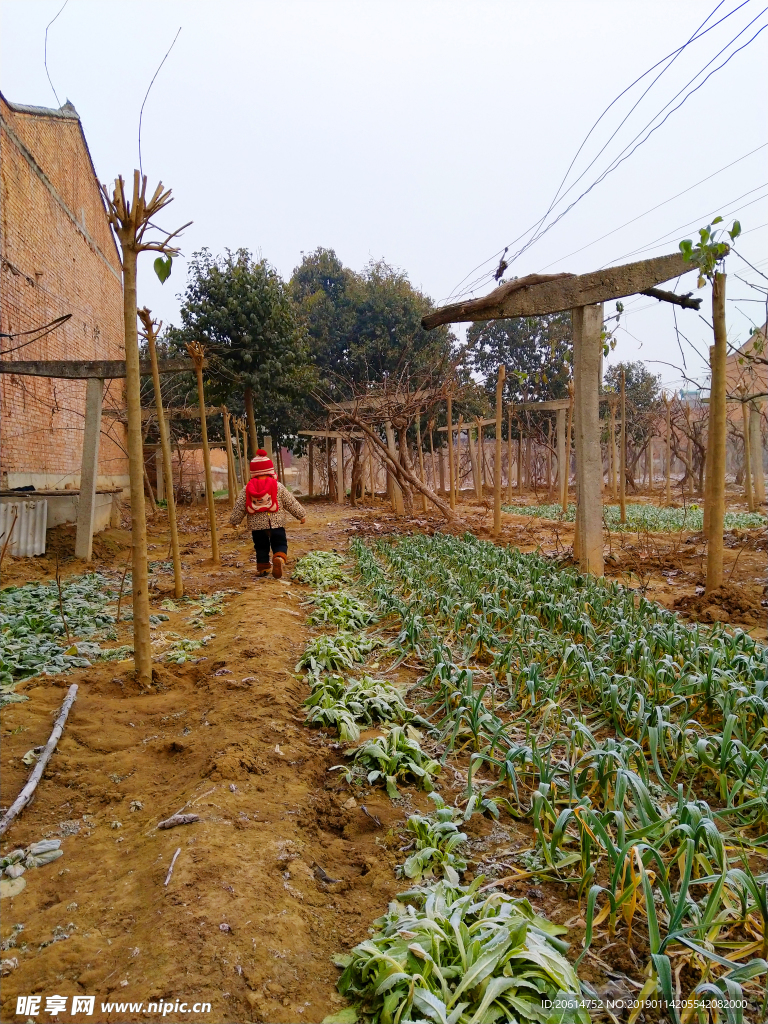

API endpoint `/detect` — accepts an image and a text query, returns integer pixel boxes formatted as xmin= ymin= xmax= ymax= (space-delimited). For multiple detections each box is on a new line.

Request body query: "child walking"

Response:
xmin=230 ymin=449 xmax=306 ymax=578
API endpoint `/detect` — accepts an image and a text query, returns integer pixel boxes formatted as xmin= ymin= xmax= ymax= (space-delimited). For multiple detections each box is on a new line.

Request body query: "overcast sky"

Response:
xmin=2 ymin=0 xmax=766 ymax=391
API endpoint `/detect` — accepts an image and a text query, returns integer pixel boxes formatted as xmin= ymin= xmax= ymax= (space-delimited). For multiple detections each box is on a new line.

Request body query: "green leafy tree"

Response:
xmin=171 ymin=248 xmax=315 ymax=450
xmin=290 ymin=249 xmax=454 ymax=398
xmin=467 ymin=313 xmax=572 ymax=406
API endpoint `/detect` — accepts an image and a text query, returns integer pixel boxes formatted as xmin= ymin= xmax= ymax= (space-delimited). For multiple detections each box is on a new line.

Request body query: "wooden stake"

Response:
xmin=447 ymin=395 xmax=455 ymax=510
xmin=507 ymin=409 xmax=514 ymax=505
xmin=619 ymin=368 xmax=627 ymax=524
xmin=0 ymin=684 xmax=78 ymax=837
xmin=428 ymin=421 xmax=437 ymax=495
xmin=140 ymin=310 xmax=183 ymax=599
xmin=750 ymin=401 xmax=765 ymax=504
xmin=563 ymin=387 xmax=574 ymax=510
xmin=547 ymin=418 xmax=553 ymax=498
xmin=494 ymin=365 xmax=505 ymax=536
xmin=187 ymin=342 xmax=220 ymax=563
xmin=740 ymin=388 xmax=753 ymax=511
xmin=517 ymin=433 xmax=523 ymax=493
xmin=308 ymin=438 xmax=314 ymax=497
xmin=706 ymin=275 xmax=728 ymax=594
xmin=222 ymin=409 xmax=237 ymax=507
xmin=336 ymin=435 xmax=344 ymax=505
xmin=664 ymin=395 xmax=672 ymax=505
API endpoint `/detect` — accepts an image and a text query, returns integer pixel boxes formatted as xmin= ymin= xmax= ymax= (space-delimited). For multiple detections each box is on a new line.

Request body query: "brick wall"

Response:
xmin=0 ymin=95 xmax=129 ymax=489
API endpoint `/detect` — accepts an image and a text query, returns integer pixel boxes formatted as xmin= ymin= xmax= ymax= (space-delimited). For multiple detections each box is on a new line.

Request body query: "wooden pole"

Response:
xmin=706 ymin=275 xmax=728 ymax=593
xmin=740 ymin=390 xmax=753 ymax=511
xmin=750 ymin=401 xmax=765 ymax=503
xmin=647 ymin=437 xmax=654 ymax=494
xmin=336 ymin=435 xmax=344 ymax=505
xmin=517 ymin=433 xmax=523 ymax=493
xmin=494 ymin=364 xmax=505 ymax=536
xmin=664 ymin=396 xmax=672 ymax=505
xmin=428 ymin=421 xmax=438 ymax=494
xmin=619 ymin=368 xmax=627 ymax=524
xmin=308 ymin=439 xmax=314 ymax=497
xmin=222 ymin=409 xmax=236 ymax=508
xmin=447 ymin=396 xmax=455 ymax=510
xmin=563 ymin=388 xmax=574 ymax=511
xmin=556 ymin=406 xmax=566 ymax=512
xmin=143 ymin=314 xmax=183 ymax=598
xmin=547 ymin=418 xmax=553 ymax=498
xmin=415 ymin=412 xmax=428 ymax=512
xmin=572 ymin=303 xmax=604 ymax=575
xmin=187 ymin=343 xmax=220 ymax=563
xmin=507 ymin=409 xmax=514 ymax=505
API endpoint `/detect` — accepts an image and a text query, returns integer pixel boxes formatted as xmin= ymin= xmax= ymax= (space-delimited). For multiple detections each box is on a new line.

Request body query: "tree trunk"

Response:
xmin=750 ymin=401 xmax=765 ymax=503
xmin=193 ymin=356 xmax=220 ymax=563
xmin=121 ymin=250 xmax=152 ymax=687
xmin=664 ymin=398 xmax=672 ymax=505
xmin=741 ymin=396 xmax=753 ymax=511
xmin=415 ymin=415 xmax=428 ymax=513
xmin=148 ymin=331 xmax=183 ymax=598
xmin=706 ymin=274 xmax=728 ymax=594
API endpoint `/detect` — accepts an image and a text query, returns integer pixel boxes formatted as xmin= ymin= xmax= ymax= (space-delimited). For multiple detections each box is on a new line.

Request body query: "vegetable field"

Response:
xmin=296 ymin=536 xmax=768 ymax=1023
xmin=504 ymin=502 xmax=767 ymax=534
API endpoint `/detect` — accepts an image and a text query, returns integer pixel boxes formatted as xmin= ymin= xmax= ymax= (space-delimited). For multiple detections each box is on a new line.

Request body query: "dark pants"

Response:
xmin=252 ymin=526 xmax=288 ymax=563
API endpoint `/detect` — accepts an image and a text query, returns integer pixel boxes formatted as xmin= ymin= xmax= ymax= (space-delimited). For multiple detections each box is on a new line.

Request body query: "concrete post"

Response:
xmin=572 ymin=303 xmax=604 ymax=576
xmin=75 ymin=376 xmax=104 ymax=561
xmin=556 ymin=407 xmax=566 ymax=511
xmin=750 ymin=401 xmax=765 ymax=503
xmin=336 ymin=435 xmax=344 ymax=505
xmin=155 ymin=448 xmax=164 ymax=501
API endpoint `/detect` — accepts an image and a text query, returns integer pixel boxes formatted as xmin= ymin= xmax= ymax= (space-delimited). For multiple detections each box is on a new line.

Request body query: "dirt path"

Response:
xmin=0 ymin=503 xmax=404 ymax=1024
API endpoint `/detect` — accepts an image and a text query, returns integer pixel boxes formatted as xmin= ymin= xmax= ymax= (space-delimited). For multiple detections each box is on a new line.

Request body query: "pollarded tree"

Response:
xmin=172 ymin=248 xmax=315 ymax=453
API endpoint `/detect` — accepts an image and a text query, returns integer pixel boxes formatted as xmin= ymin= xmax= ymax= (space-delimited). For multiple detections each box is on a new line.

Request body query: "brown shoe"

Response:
xmin=256 ymin=562 xmax=271 ymax=576
xmin=272 ymin=553 xmax=286 ymax=579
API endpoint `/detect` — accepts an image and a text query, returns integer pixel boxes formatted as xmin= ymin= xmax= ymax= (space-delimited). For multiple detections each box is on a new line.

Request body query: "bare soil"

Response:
xmin=1 ymin=492 xmax=765 ymax=1023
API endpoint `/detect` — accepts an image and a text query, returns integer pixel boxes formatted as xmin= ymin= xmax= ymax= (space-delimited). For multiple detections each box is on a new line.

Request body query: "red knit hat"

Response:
xmin=249 ymin=450 xmax=275 ymax=475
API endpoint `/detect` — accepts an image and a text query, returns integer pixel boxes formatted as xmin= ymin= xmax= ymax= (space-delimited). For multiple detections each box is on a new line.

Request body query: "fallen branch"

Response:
xmin=157 ymin=812 xmax=200 ymax=830
xmin=164 ymin=847 xmax=181 ymax=886
xmin=0 ymin=684 xmax=78 ymax=838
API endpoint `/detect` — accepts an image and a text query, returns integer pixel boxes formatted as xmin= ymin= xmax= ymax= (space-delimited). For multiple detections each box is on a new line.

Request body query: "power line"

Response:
xmin=536 ymin=143 xmax=767 ymax=272
xmin=448 ymin=2 xmax=766 ymax=302
xmin=599 ymin=189 xmax=768 ymax=266
xmin=43 ymin=0 xmax=69 ymax=108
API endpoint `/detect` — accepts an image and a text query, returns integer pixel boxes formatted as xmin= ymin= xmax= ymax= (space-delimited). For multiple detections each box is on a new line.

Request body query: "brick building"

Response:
xmin=0 ymin=93 xmax=128 ymax=490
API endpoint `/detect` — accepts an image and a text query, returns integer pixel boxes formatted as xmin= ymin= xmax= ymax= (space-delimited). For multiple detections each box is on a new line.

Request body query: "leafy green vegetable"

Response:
xmin=337 ymin=877 xmax=587 ymax=1024
xmin=294 ymin=550 xmax=349 ymax=588
xmin=296 ymin=631 xmax=382 ymax=675
xmin=346 ymin=726 xmax=440 ymax=799
xmin=396 ymin=794 xmax=468 ymax=885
